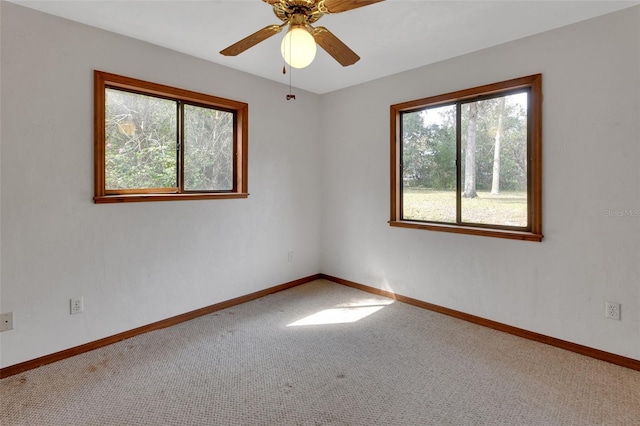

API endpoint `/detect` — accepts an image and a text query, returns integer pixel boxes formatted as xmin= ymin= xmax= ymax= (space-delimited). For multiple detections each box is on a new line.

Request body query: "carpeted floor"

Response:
xmin=1 ymin=279 xmax=639 ymax=425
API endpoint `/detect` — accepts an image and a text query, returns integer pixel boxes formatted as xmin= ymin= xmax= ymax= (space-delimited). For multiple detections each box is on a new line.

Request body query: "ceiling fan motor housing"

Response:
xmin=273 ymin=0 xmax=324 ymax=25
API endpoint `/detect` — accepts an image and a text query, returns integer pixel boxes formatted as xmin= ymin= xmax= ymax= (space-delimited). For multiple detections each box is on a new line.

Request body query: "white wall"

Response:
xmin=320 ymin=7 xmax=640 ymax=360
xmin=0 ymin=2 xmax=321 ymax=368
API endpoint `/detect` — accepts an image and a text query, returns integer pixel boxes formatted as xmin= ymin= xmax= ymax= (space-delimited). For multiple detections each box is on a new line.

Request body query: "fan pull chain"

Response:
xmin=284 ymin=38 xmax=295 ymax=100
xmin=286 ymin=64 xmax=296 ymax=100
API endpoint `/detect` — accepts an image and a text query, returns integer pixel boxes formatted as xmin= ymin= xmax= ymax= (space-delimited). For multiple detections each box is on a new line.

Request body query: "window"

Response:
xmin=94 ymin=71 xmax=248 ymax=203
xmin=390 ymin=75 xmax=542 ymax=241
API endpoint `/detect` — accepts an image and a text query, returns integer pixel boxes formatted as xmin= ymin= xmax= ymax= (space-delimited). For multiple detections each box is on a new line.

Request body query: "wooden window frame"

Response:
xmin=94 ymin=70 xmax=249 ymax=204
xmin=390 ymin=74 xmax=542 ymax=242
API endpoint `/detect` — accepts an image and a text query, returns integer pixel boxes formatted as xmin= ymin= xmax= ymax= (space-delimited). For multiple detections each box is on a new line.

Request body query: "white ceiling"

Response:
xmin=10 ymin=0 xmax=640 ymax=94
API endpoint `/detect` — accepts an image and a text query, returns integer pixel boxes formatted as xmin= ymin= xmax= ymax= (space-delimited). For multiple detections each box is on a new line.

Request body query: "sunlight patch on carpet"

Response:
xmin=287 ymin=299 xmax=394 ymax=326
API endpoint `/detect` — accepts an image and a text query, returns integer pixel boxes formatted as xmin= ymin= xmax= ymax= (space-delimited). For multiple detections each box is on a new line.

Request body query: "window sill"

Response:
xmin=94 ymin=193 xmax=249 ymax=204
xmin=389 ymin=220 xmax=543 ymax=242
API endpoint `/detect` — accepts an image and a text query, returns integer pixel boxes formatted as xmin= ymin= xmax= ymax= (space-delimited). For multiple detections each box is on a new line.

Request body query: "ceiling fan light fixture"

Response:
xmin=280 ymin=26 xmax=316 ymax=69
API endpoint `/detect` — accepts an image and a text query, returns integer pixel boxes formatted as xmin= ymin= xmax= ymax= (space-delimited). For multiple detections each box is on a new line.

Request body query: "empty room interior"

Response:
xmin=1 ymin=1 xmax=639 ymax=424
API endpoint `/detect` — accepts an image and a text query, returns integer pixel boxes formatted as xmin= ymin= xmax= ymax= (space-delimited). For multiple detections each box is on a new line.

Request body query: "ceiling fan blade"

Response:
xmin=220 ymin=25 xmax=283 ymax=56
xmin=321 ymin=0 xmax=384 ymax=14
xmin=312 ymin=26 xmax=360 ymax=66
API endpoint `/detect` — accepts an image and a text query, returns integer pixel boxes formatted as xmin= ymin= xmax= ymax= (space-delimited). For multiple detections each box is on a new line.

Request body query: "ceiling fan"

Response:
xmin=220 ymin=0 xmax=384 ymax=68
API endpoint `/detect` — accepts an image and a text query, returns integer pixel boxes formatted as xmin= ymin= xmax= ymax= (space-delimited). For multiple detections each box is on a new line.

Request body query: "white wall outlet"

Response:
xmin=288 ymin=251 xmax=294 ymax=263
xmin=0 ymin=312 xmax=14 ymax=332
xmin=70 ymin=297 xmax=84 ymax=315
xmin=605 ymin=301 xmax=620 ymax=320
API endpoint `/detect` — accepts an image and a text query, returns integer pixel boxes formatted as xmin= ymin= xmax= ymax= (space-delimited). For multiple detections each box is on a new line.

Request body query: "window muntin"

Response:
xmin=95 ymin=71 xmax=248 ymax=203
xmin=391 ymin=75 xmax=542 ymax=241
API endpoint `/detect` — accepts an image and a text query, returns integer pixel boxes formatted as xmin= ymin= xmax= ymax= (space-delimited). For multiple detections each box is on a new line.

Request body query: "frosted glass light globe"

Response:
xmin=280 ymin=26 xmax=317 ymax=69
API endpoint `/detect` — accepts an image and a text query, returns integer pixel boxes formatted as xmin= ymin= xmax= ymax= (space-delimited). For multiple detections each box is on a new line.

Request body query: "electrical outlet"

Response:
xmin=605 ymin=301 xmax=620 ymax=320
xmin=0 ymin=312 xmax=13 ymax=332
xmin=288 ymin=251 xmax=294 ymax=263
xmin=70 ymin=297 xmax=84 ymax=315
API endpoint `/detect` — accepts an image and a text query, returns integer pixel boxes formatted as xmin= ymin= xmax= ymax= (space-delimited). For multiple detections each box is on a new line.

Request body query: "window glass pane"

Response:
xmin=105 ymin=89 xmax=177 ymax=190
xmin=402 ymin=105 xmax=457 ymax=223
xmin=184 ymin=105 xmax=234 ymax=191
xmin=461 ymin=93 xmax=528 ymax=227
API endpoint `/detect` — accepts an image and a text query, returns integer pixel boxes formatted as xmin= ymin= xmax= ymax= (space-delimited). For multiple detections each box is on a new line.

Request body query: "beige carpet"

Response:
xmin=1 ymin=279 xmax=639 ymax=425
